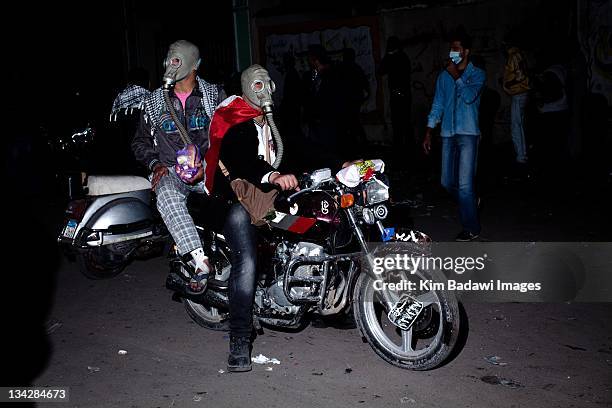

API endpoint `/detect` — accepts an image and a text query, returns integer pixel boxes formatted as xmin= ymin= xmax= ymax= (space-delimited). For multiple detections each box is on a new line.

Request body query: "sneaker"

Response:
xmin=455 ymin=231 xmax=479 ymax=242
xmin=227 ymin=336 xmax=252 ymax=372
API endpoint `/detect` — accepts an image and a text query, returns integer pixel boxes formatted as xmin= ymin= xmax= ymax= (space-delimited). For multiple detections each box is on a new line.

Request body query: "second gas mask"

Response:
xmin=162 ymin=40 xmax=201 ymax=89
xmin=241 ymin=64 xmax=276 ymax=113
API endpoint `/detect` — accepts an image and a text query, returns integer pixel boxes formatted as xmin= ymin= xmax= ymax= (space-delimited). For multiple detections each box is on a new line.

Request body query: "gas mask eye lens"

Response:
xmin=270 ymin=80 xmax=276 ymax=93
xmin=252 ymin=80 xmax=264 ymax=92
xmin=170 ymin=58 xmax=181 ymax=67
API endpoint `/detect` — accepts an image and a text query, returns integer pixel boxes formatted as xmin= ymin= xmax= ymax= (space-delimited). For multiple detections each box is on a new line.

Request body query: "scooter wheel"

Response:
xmin=78 ymin=247 xmax=127 ymax=279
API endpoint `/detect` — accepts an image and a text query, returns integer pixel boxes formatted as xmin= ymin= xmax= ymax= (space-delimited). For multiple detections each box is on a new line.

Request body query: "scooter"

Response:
xmin=57 ymin=174 xmax=168 ymax=279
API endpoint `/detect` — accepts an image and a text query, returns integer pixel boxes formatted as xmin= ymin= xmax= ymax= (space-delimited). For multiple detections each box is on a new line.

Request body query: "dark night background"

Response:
xmin=6 ymin=0 xmax=611 ymax=188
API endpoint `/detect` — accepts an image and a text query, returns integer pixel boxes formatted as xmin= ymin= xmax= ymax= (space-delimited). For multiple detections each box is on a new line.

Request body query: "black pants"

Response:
xmin=223 ymin=203 xmax=258 ymax=338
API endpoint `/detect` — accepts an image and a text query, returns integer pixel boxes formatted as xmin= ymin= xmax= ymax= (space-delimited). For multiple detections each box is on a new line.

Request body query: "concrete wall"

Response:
xmin=379 ymin=0 xmax=548 ymax=144
xmin=249 ymin=0 xmax=563 ymax=145
xmin=249 ymin=0 xmax=609 ymax=151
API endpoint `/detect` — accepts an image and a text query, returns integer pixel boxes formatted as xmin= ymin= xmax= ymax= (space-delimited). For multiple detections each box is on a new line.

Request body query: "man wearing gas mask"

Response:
xmin=132 ymin=40 xmax=225 ymax=294
xmin=205 ymin=64 xmax=298 ymax=372
xmin=422 ymin=32 xmax=485 ymax=242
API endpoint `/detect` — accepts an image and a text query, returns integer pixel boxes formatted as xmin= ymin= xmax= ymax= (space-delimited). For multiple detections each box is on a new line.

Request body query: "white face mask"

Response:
xmin=449 ymin=51 xmax=462 ymax=65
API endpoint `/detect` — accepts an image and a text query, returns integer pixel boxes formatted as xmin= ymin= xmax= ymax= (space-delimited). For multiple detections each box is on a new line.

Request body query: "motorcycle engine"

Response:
xmin=255 ymin=242 xmax=326 ymax=316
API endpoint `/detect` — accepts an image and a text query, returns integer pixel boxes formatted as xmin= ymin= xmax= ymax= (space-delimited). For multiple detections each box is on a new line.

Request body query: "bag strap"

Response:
xmin=218 ymin=160 xmax=230 ymax=178
xmin=263 ymin=122 xmax=272 ymax=164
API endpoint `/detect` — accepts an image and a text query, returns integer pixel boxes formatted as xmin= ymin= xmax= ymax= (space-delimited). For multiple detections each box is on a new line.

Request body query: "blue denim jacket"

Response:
xmin=427 ymin=62 xmax=486 ymax=137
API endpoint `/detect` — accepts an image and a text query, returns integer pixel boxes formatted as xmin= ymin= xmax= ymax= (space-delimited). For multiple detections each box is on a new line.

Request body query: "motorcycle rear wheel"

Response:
xmin=182 ymin=245 xmax=231 ymax=331
xmin=353 ymin=244 xmax=461 ymax=370
xmin=183 ymin=300 xmax=229 ymax=331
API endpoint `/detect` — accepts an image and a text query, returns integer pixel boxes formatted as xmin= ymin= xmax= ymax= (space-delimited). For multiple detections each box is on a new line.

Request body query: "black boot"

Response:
xmin=227 ymin=336 xmax=252 ymax=372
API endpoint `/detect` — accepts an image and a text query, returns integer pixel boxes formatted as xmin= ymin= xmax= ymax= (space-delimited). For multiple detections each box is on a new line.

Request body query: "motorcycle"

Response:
xmin=58 ymin=152 xmax=463 ymax=369
xmin=167 ymin=162 xmax=463 ymax=370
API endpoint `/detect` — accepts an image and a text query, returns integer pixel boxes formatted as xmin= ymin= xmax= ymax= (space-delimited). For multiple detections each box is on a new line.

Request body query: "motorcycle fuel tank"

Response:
xmin=272 ymin=191 xmax=341 ymax=241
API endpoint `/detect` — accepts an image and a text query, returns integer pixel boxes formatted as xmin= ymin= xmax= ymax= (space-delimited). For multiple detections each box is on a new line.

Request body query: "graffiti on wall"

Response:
xmin=381 ymin=1 xmax=542 ymax=144
xmin=264 ymin=26 xmax=378 ymax=112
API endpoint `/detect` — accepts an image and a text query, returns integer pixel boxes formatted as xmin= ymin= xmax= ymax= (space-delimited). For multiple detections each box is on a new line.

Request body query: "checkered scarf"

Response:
xmin=142 ymin=77 xmax=219 ymax=136
xmin=110 ymin=85 xmax=150 ymax=121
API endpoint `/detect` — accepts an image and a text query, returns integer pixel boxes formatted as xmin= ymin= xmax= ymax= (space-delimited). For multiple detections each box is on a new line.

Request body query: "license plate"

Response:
xmin=387 ymin=294 xmax=425 ymax=331
xmin=63 ymin=220 xmax=78 ymax=239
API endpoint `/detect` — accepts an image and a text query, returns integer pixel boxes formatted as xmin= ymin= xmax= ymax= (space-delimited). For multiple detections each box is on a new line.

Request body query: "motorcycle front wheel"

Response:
xmin=352 ymin=244 xmax=461 ymax=370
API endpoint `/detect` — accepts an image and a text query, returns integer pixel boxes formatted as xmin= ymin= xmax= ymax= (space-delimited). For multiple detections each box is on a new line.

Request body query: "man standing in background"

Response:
xmin=423 ymin=32 xmax=486 ymax=241
xmin=503 ymin=41 xmax=531 ymax=169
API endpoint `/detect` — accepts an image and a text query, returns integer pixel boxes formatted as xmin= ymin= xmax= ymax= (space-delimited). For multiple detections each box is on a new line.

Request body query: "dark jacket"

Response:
xmin=188 ymin=119 xmax=277 ymax=231
xmin=132 ymin=86 xmax=219 ymax=171
xmin=213 ymin=120 xmax=276 ymax=200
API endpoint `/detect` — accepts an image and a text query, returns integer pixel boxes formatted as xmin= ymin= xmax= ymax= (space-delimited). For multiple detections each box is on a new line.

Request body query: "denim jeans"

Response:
xmin=223 ymin=203 xmax=258 ymax=338
xmin=441 ymin=134 xmax=481 ymax=234
xmin=511 ymin=93 xmax=529 ymax=163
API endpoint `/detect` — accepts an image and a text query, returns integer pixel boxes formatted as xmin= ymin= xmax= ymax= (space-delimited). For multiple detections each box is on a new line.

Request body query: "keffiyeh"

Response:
xmin=110 ymin=85 xmax=150 ymax=121
xmin=142 ymin=77 xmax=220 ymax=136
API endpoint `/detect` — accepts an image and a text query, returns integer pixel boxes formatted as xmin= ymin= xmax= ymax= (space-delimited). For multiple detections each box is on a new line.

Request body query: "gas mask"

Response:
xmin=240 ymin=64 xmax=284 ymax=168
xmin=449 ymin=50 xmax=463 ymax=65
xmin=160 ymin=40 xmax=202 ymax=183
xmin=241 ymin=64 xmax=276 ymax=114
xmin=162 ymin=40 xmax=201 ymax=89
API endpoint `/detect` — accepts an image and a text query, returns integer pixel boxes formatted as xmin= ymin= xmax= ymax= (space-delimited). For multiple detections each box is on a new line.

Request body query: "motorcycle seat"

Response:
xmin=87 ymin=175 xmax=151 ymax=196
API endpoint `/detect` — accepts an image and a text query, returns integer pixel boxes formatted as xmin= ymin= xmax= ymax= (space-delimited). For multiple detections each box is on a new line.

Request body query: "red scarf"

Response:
xmin=204 ymin=96 xmax=262 ymax=192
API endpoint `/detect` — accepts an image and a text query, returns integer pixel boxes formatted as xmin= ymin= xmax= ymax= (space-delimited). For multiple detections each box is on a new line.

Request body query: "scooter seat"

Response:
xmin=87 ymin=175 xmax=151 ymax=196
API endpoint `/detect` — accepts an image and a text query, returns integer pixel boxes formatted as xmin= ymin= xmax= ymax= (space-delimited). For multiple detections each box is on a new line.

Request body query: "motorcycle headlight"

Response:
xmin=365 ymin=179 xmax=389 ymax=206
